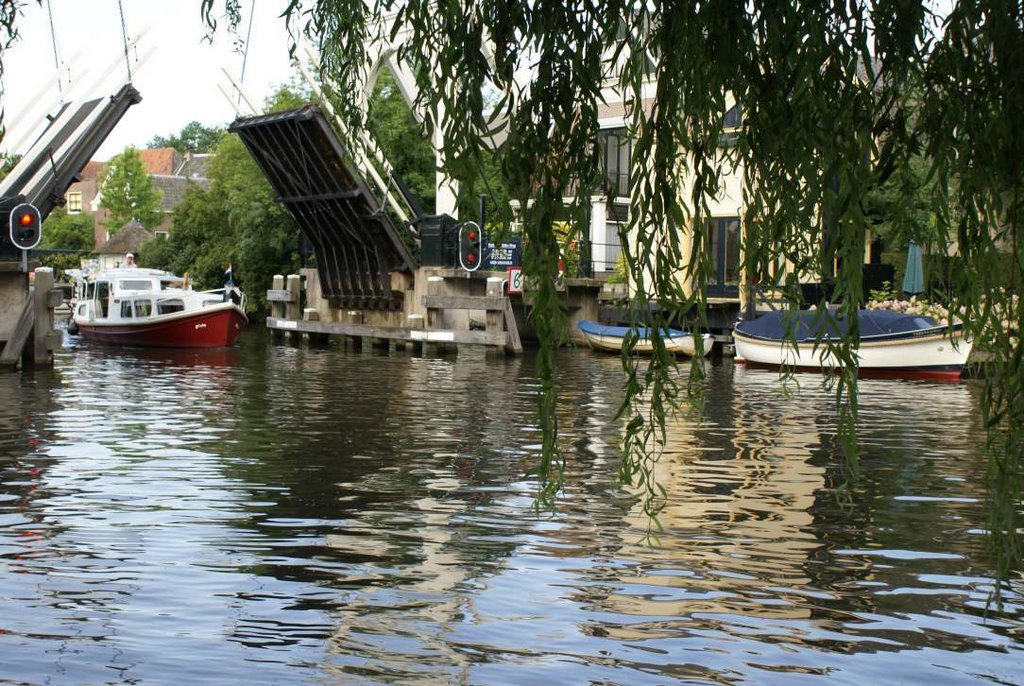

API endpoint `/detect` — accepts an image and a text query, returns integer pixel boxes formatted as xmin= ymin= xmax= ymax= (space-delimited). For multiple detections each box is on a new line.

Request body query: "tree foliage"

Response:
xmin=366 ymin=71 xmax=436 ymax=212
xmin=140 ymin=86 xmax=302 ymax=310
xmin=38 ymin=206 xmax=94 ymax=276
xmin=99 ymin=146 xmax=163 ymax=231
xmin=40 ymin=206 xmax=94 ymax=251
xmin=148 ymin=120 xmax=225 ymax=154
xmin=199 ymin=1 xmax=1020 ymax=591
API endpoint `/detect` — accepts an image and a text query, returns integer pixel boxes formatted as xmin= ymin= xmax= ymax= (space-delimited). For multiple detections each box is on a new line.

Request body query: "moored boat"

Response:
xmin=70 ymin=267 xmax=247 ymax=348
xmin=732 ymin=309 xmax=972 ymax=380
xmin=578 ymin=320 xmax=713 ymax=357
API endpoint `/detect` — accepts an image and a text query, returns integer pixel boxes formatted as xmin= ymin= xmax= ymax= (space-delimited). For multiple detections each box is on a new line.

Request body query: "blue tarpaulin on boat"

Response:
xmin=578 ymin=320 xmax=685 ymax=339
xmin=734 ymin=309 xmax=942 ymax=342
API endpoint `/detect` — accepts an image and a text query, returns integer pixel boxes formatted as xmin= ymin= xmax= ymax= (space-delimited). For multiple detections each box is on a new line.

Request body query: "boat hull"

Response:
xmin=578 ymin=321 xmax=712 ymax=357
xmin=76 ymin=305 xmax=247 ymax=348
xmin=733 ymin=329 xmax=972 ymax=380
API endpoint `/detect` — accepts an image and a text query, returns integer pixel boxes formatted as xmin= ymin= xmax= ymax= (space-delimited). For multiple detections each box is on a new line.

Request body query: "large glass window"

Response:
xmin=720 ymin=102 xmax=742 ymax=147
xmin=707 ymin=217 xmax=741 ymax=298
xmin=599 ymin=128 xmax=632 ymax=198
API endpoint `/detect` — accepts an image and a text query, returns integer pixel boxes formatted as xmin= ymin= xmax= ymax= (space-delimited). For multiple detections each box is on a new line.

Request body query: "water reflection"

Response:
xmin=0 ymin=333 xmax=1019 ymax=684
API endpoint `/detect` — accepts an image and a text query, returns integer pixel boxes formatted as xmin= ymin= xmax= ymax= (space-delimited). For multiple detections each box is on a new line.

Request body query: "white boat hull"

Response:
xmin=733 ymin=329 xmax=973 ymax=380
xmin=583 ymin=331 xmax=713 ymax=357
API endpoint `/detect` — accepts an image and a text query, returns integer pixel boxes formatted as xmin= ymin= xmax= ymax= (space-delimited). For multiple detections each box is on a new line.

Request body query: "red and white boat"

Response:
xmin=69 ymin=267 xmax=247 ymax=348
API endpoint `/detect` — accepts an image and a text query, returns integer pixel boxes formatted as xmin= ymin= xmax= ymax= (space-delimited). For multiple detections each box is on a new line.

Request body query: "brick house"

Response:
xmin=63 ymin=147 xmax=212 ymax=249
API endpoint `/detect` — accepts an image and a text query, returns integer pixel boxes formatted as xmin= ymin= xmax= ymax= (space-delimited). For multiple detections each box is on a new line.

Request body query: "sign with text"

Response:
xmin=483 ymin=237 xmax=522 ymax=270
xmin=507 ymin=267 xmax=524 ymax=295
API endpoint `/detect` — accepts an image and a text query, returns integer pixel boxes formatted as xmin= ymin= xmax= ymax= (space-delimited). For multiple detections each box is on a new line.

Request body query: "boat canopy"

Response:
xmin=735 ymin=309 xmax=944 ymax=342
xmin=577 ymin=320 xmax=686 ymax=339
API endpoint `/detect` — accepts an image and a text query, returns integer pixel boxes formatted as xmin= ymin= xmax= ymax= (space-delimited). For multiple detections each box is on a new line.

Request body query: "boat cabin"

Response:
xmin=73 ymin=268 xmax=234 ymax=323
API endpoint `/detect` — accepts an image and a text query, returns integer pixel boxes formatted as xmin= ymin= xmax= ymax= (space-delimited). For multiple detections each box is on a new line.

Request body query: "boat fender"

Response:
xmin=66 ymin=319 xmax=79 ymax=335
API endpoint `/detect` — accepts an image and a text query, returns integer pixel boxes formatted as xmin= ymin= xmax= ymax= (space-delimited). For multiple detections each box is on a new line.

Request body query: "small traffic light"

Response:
xmin=459 ymin=221 xmax=483 ymax=272
xmin=9 ymin=202 xmax=41 ymax=250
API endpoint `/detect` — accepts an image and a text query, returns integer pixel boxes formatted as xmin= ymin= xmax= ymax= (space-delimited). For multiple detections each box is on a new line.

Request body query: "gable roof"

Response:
xmin=95 ymin=220 xmax=155 ymax=255
xmin=138 ymin=147 xmax=182 ymax=175
xmin=174 ymin=153 xmax=212 ymax=179
xmin=151 ymin=174 xmax=210 ymax=212
xmin=77 ymin=160 xmax=106 ymax=182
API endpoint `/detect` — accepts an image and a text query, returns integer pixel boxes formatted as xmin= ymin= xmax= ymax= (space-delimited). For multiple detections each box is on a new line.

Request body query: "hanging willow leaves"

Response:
xmin=187 ymin=0 xmax=1022 ymax=592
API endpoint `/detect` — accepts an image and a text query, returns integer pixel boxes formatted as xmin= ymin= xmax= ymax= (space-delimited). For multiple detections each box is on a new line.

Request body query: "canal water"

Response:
xmin=0 ymin=330 xmax=1020 ymax=684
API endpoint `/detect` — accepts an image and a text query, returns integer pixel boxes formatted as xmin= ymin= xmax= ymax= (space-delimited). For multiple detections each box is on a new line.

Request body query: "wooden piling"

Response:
xmin=32 ymin=268 xmax=62 ymax=365
xmin=286 ymin=274 xmax=302 ymax=345
xmin=270 ymin=275 xmax=285 ymax=343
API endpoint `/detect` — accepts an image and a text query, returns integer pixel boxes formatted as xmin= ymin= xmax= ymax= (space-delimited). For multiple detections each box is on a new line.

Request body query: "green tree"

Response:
xmin=264 ymin=76 xmax=310 ymax=113
xmin=864 ymin=154 xmax=937 ymax=250
xmin=38 ymin=207 xmax=95 ymax=276
xmin=40 ymin=206 xmax=94 ymax=251
xmin=100 ymin=146 xmax=163 ymax=231
xmin=366 ymin=71 xmax=436 ymax=211
xmin=0 ymin=153 xmax=20 ymax=182
xmin=148 ymin=120 xmax=225 ymax=154
xmin=140 ymin=83 xmax=301 ymax=311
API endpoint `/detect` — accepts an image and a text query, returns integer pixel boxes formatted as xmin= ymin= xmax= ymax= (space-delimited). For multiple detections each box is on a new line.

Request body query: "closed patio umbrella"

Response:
xmin=902 ymin=241 xmax=924 ymax=295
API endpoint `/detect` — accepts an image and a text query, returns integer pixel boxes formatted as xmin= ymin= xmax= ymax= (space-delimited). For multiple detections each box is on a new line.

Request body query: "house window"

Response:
xmin=599 ymin=128 xmax=632 ymax=199
xmin=706 ymin=217 xmax=741 ymax=298
xmin=67 ymin=192 xmax=83 ymax=214
xmin=720 ymin=102 xmax=742 ymax=148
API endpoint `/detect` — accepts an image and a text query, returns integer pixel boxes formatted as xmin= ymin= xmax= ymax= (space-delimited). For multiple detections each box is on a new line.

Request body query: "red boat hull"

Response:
xmin=77 ymin=306 xmax=247 ymax=348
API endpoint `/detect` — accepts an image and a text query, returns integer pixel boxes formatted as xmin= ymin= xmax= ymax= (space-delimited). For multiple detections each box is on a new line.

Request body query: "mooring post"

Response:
xmin=286 ymin=274 xmax=302 ymax=345
xmin=31 ymin=268 xmax=61 ymax=366
xmin=485 ymin=277 xmax=505 ymax=355
xmin=407 ymin=314 xmax=424 ymax=353
xmin=303 ymin=307 xmax=328 ymax=346
xmin=425 ymin=276 xmax=445 ymax=356
xmin=271 ymin=275 xmax=285 ymax=343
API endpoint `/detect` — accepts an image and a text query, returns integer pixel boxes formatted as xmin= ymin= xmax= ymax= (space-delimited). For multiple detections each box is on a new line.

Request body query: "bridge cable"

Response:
xmin=44 ymin=0 xmax=64 ymax=102
xmin=116 ymin=0 xmax=133 ymax=82
xmin=237 ymin=0 xmax=256 ymax=86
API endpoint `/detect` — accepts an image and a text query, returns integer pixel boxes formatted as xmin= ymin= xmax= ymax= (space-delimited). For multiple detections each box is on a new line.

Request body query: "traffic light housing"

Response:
xmin=458 ymin=221 xmax=482 ymax=271
xmin=9 ymin=203 xmax=41 ymax=250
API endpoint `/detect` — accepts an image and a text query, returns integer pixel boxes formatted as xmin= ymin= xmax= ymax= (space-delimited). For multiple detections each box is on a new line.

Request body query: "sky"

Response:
xmin=1 ymin=0 xmax=298 ymax=160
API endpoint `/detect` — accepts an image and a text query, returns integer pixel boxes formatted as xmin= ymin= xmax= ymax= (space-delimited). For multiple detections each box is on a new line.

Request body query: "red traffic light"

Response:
xmin=458 ymin=221 xmax=483 ymax=271
xmin=9 ymin=202 xmax=42 ymax=250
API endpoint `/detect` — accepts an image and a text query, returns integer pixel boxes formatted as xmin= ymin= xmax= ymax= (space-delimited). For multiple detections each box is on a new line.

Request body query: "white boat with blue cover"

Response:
xmin=732 ymin=309 xmax=972 ymax=380
xmin=578 ymin=320 xmax=713 ymax=357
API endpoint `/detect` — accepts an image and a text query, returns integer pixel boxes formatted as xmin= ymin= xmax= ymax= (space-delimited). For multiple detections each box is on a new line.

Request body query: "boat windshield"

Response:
xmin=119 ymin=279 xmax=153 ymax=291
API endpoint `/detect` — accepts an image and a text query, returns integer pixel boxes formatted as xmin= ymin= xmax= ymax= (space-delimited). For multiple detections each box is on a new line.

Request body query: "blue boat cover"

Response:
xmin=734 ymin=309 xmax=943 ymax=342
xmin=578 ymin=320 xmax=687 ymax=339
